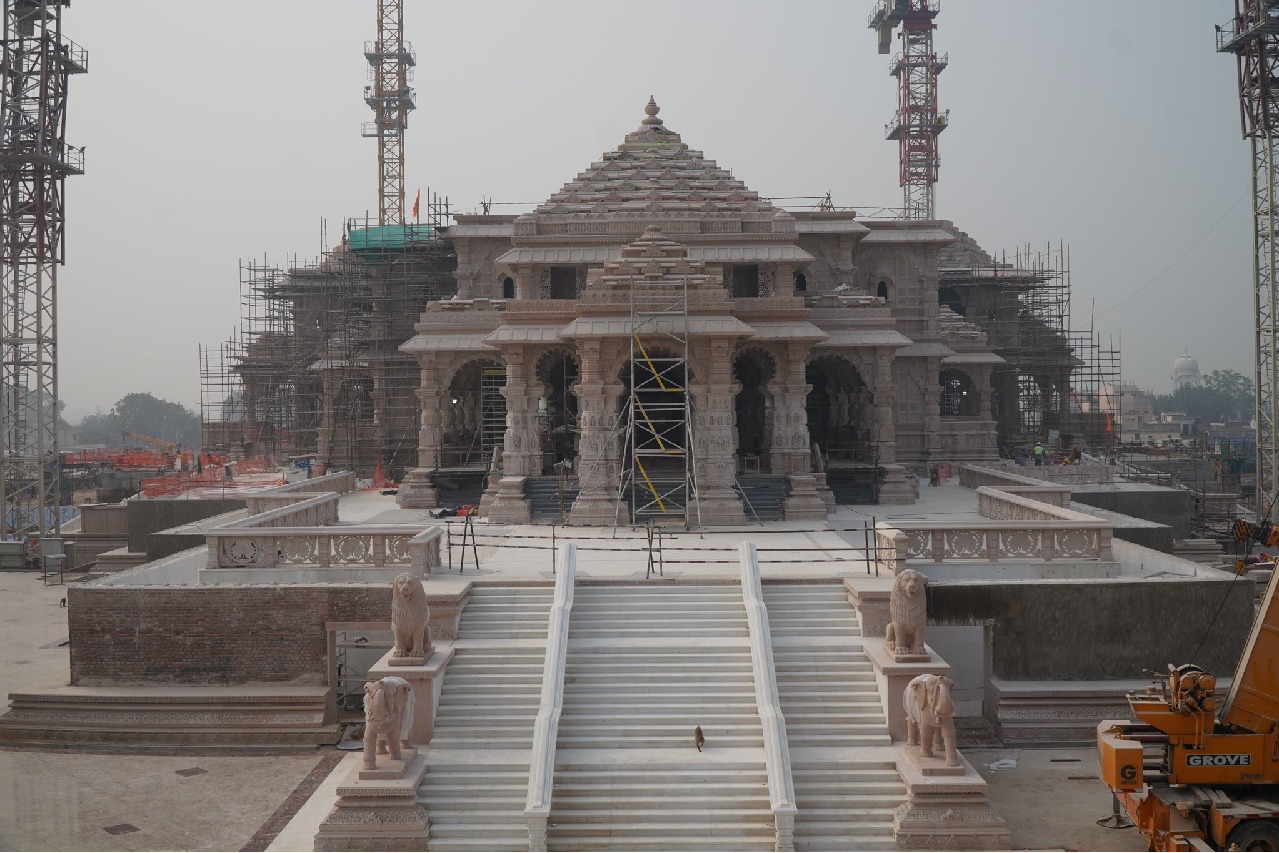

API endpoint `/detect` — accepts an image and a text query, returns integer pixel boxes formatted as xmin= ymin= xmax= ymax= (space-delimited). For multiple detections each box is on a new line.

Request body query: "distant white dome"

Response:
xmin=1172 ymin=351 xmax=1202 ymax=389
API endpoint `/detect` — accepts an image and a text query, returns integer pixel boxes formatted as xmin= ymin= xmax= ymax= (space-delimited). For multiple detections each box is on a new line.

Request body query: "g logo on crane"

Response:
xmin=1119 ymin=764 xmax=1138 ymax=783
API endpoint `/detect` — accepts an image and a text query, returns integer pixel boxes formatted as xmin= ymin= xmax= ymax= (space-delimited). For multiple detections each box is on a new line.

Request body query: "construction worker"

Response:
xmin=1032 ymin=442 xmax=1045 ymax=466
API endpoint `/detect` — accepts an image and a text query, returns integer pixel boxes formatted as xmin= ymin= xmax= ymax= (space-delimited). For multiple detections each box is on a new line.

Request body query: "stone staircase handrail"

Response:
xmin=739 ymin=542 xmax=798 ymax=851
xmin=526 ymin=542 xmax=575 ymax=851
xmin=244 ymin=471 xmax=357 ymax=514
xmin=222 ymin=492 xmax=341 ymax=530
xmin=874 ymin=522 xmax=909 ymax=575
xmin=960 ymin=463 xmax=1073 ymax=505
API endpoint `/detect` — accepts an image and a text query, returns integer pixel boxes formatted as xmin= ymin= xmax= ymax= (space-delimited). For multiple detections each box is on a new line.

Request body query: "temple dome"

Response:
xmin=1171 ymin=351 xmax=1202 ymax=389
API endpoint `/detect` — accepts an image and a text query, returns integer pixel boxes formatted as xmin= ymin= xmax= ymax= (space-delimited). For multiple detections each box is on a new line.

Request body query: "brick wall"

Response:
xmin=68 ymin=584 xmax=390 ymax=684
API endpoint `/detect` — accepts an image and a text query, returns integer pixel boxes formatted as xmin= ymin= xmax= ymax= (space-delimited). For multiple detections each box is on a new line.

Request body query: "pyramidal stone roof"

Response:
xmin=515 ymin=97 xmax=792 ymax=237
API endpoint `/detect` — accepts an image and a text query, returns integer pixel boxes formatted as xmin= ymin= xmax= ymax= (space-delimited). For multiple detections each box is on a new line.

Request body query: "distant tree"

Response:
xmin=74 ymin=393 xmax=201 ymax=449
xmin=111 ymin=393 xmax=201 ymax=448
xmin=1154 ymin=369 xmax=1255 ymax=425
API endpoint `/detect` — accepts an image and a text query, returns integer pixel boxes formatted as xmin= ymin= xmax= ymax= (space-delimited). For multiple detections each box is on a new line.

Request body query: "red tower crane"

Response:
xmin=869 ymin=0 xmax=948 ymax=221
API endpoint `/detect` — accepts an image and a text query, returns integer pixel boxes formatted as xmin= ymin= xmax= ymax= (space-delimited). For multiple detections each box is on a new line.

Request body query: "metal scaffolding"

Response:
xmin=622 ymin=275 xmax=698 ymax=527
xmin=1218 ymin=0 xmax=1279 ymax=520
xmin=362 ymin=0 xmax=414 ymax=227
xmin=199 ymin=199 xmax=455 ymax=479
xmin=0 ymin=0 xmax=84 ymax=536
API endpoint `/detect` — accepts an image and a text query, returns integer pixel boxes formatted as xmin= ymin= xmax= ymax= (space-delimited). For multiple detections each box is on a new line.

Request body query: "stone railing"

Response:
xmin=739 ymin=542 xmax=797 ymax=851
xmin=960 ymin=464 xmax=1072 ymax=507
xmin=204 ymin=524 xmax=443 ymax=573
xmin=243 ymin=470 xmax=357 ymax=515
xmin=526 ymin=543 xmax=575 ymax=852
xmin=874 ymin=523 xmax=909 ymax=575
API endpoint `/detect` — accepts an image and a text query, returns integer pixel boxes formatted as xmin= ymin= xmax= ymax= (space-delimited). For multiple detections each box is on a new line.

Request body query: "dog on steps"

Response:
xmin=694 ymin=725 xmax=705 ymax=752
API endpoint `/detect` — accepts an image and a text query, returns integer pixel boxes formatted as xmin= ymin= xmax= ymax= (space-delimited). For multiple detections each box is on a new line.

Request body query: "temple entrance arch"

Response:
xmin=806 ymin=356 xmax=875 ymax=464
xmin=441 ymin=359 xmax=506 ymax=471
xmin=536 ymin=349 xmax=580 ymax=474
xmin=733 ymin=348 xmax=775 ymax=472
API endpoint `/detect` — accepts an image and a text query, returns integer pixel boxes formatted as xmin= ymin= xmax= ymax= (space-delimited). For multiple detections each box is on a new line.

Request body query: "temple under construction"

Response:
xmin=199 ymin=99 xmax=1119 ymax=525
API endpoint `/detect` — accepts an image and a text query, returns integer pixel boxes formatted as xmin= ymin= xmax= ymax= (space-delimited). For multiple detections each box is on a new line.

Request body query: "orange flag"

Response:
xmin=411 ymin=189 xmax=420 ymax=222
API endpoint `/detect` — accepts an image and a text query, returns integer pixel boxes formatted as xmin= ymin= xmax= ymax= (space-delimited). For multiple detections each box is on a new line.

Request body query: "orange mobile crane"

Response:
xmin=1098 ymin=568 xmax=1279 ymax=850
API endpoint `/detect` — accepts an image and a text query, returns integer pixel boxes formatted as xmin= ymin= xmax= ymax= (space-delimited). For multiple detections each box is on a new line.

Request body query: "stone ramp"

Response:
xmin=0 ymin=684 xmax=337 ymax=750
xmin=763 ymin=583 xmax=904 ymax=851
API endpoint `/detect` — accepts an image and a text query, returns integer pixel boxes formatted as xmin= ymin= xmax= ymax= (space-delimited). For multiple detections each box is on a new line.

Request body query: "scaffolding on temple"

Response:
xmin=199 ymin=193 xmax=456 ymax=480
xmin=620 ymin=275 xmax=698 ymax=527
xmin=938 ymin=240 xmax=1121 ymax=458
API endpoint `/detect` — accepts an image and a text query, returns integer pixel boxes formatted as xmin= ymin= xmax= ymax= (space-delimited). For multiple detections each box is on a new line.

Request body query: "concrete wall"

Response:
xmin=1069 ymin=486 xmax=1192 ymax=540
xmin=67 ymin=582 xmax=389 ymax=684
xmin=126 ymin=499 xmax=245 ymax=556
xmin=927 ymin=576 xmax=1251 ymax=681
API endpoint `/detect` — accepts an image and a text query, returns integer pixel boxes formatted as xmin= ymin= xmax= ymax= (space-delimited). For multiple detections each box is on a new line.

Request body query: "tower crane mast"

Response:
xmin=361 ymin=0 xmax=415 ymax=226
xmin=869 ymin=0 xmax=948 ymax=221
xmin=1218 ymin=0 xmax=1279 ymax=521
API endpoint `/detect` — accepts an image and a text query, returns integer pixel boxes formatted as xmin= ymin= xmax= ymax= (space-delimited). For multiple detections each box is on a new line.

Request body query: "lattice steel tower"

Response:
xmin=869 ymin=0 xmax=948 ymax=220
xmin=362 ymin=0 xmax=415 ymax=226
xmin=0 ymin=0 xmax=84 ymax=538
xmin=1219 ymin=1 xmax=1279 ymax=519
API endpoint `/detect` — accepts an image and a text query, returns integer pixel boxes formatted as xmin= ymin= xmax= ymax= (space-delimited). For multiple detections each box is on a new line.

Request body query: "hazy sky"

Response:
xmin=57 ymin=0 xmax=1250 ymax=421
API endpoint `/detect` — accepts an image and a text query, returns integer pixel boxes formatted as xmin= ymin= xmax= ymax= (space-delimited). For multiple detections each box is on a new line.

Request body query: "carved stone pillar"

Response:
xmin=875 ymin=349 xmax=918 ymax=505
xmin=776 ymin=263 xmax=796 ymax=298
xmin=487 ymin=349 xmax=533 ymax=523
xmin=690 ymin=339 xmax=745 ymax=526
xmin=921 ymin=357 xmax=943 ymax=467
xmin=315 ymin=368 xmax=341 ymax=471
xmin=569 ymin=340 xmax=623 ymax=524
xmin=778 ymin=343 xmax=826 ymax=520
xmin=398 ymin=354 xmax=443 ymax=508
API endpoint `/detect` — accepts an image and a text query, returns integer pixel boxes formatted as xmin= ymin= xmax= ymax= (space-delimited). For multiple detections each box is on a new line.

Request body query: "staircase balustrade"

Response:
xmin=738 ymin=542 xmax=798 ymax=852
xmin=526 ymin=542 xmax=576 ymax=851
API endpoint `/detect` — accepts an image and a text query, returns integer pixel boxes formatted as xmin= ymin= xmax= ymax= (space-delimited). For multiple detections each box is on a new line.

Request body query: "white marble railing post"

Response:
xmin=526 ymin=543 xmax=575 ymax=851
xmin=738 ymin=542 xmax=798 ymax=851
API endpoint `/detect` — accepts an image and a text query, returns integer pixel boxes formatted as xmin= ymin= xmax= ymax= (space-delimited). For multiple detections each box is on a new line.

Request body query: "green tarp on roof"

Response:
xmin=347 ymin=224 xmax=437 ymax=258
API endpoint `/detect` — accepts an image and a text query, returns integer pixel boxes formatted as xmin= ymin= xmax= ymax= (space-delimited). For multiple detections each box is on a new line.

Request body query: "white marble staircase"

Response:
xmin=419 ymin=585 xmax=553 ymax=852
xmin=547 ymin=584 xmax=774 ymax=851
xmin=763 ymin=583 xmax=905 ymax=851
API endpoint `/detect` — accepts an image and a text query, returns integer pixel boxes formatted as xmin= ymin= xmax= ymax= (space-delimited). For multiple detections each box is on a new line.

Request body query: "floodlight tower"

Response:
xmin=362 ymin=0 xmax=415 ymax=226
xmin=0 ymin=0 xmax=85 ymax=540
xmin=869 ymin=0 xmax=948 ymax=220
xmin=1218 ymin=0 xmax=1279 ymax=520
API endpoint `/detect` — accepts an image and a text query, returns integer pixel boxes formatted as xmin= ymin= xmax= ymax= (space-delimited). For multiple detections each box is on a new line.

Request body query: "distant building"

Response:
xmin=1172 ymin=351 xmax=1202 ymax=390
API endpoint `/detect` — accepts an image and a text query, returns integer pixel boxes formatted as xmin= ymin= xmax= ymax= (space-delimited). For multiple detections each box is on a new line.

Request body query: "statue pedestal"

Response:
xmin=904 ymin=746 xmax=966 ymax=776
xmin=368 ymin=647 xmax=454 ymax=746
xmin=486 ymin=476 xmax=531 ymax=523
xmin=878 ymin=464 xmax=919 ymax=505
xmin=892 ymin=747 xmax=1011 ymax=850
xmin=863 ymin=641 xmax=951 ymax=742
xmin=358 ymin=746 xmax=418 ymax=780
xmin=314 ymin=753 xmax=429 ymax=851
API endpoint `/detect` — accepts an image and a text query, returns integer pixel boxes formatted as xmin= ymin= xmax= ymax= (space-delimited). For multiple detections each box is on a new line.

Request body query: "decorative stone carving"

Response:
xmin=390 ymin=572 xmax=431 ymax=663
xmin=362 ymin=678 xmax=413 ymax=771
xmin=904 ymin=673 xmax=959 ymax=767
xmin=886 ymin=568 xmax=928 ymax=659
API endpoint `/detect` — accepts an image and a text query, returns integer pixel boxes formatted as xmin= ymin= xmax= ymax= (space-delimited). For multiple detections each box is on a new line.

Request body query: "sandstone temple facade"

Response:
xmin=396 ymin=99 xmax=1004 ymax=523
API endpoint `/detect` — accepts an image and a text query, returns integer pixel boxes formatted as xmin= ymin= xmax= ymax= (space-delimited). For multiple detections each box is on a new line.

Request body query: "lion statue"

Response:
xmin=362 ymin=677 xmax=414 ymax=770
xmin=903 ymin=673 xmax=959 ymax=767
xmin=885 ymin=568 xmax=927 ymax=658
xmin=391 ymin=572 xmax=431 ymax=660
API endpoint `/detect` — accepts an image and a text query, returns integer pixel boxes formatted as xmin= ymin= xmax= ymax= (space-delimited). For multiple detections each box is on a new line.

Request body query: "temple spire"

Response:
xmin=641 ymin=95 xmax=663 ymax=127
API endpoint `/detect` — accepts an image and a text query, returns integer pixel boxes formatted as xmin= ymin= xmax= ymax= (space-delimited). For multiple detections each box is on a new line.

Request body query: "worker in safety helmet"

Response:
xmin=1032 ymin=442 xmax=1045 ymax=466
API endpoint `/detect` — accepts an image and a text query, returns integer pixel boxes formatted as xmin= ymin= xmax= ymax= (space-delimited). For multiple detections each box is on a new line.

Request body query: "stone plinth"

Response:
xmin=893 ymin=747 xmax=1011 ymax=850
xmin=878 ymin=464 xmax=919 ymax=505
xmin=359 ymin=747 xmax=418 ymax=780
xmin=845 ymin=578 xmax=894 ymax=638
xmin=486 ymin=476 xmax=531 ymax=524
xmin=568 ymin=489 xmax=625 ymax=526
xmin=395 ymin=468 xmax=439 ymax=509
xmin=314 ymin=753 xmax=429 ymax=851
xmin=784 ymin=474 xmax=828 ymax=521
xmin=368 ymin=646 xmax=455 ymax=746
xmin=864 ymin=641 xmax=952 ymax=742
xmin=422 ymin=578 xmax=471 ymax=643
